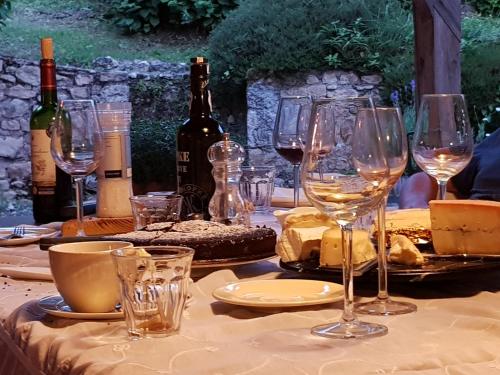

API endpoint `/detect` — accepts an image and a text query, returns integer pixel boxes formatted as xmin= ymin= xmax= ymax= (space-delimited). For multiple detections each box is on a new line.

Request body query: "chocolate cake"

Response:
xmin=108 ymin=220 xmax=277 ymax=262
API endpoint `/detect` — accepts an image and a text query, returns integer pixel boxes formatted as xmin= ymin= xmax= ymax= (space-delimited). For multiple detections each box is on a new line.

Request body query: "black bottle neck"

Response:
xmin=189 ymin=74 xmax=212 ymax=119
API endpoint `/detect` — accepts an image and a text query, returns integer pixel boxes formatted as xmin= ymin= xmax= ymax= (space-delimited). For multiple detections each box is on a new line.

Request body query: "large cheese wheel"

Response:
xmin=429 ymin=199 xmax=500 ymax=255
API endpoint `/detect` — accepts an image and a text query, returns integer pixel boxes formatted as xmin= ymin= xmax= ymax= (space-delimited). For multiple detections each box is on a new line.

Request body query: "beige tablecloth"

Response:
xmin=1 ymin=218 xmax=500 ymax=374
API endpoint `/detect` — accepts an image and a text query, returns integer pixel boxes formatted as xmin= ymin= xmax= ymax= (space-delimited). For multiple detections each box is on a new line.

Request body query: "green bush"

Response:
xmin=468 ymin=0 xmax=500 ymax=16
xmin=131 ymin=119 xmax=178 ymax=189
xmin=397 ymin=0 xmax=413 ymax=10
xmin=0 ymin=0 xmax=11 ymax=27
xmin=321 ymin=6 xmax=413 ymax=73
xmin=209 ymin=0 xmax=411 ymax=87
xmin=111 ymin=0 xmax=238 ymax=34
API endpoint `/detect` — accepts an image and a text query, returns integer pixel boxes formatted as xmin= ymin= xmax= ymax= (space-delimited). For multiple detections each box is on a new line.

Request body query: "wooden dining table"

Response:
xmin=0 ymin=212 xmax=499 ymax=375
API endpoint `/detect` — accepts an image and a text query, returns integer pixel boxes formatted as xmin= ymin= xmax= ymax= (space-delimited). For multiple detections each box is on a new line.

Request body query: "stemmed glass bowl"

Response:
xmin=50 ymin=99 xmax=103 ymax=236
xmin=355 ymin=107 xmax=417 ymax=315
xmin=302 ymin=96 xmax=389 ymax=339
xmin=273 ymin=96 xmax=312 ymax=207
xmin=412 ymin=94 xmax=473 ymax=199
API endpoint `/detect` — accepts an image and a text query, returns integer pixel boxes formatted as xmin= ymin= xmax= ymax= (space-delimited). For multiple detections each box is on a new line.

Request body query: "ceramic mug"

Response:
xmin=48 ymin=241 xmax=133 ymax=313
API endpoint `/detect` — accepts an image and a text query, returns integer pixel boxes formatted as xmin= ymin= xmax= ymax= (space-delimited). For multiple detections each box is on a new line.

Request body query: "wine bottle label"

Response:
xmin=177 ymin=151 xmax=190 ymax=174
xmin=178 ymin=184 xmax=210 ymax=214
xmin=96 ymin=132 xmax=132 ymax=179
xmin=31 ymin=129 xmax=56 ymax=186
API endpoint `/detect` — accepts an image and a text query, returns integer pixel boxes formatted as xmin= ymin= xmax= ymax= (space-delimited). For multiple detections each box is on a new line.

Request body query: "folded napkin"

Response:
xmin=271 ymin=187 xmax=311 ymax=208
xmin=0 ymin=266 xmax=53 ymax=281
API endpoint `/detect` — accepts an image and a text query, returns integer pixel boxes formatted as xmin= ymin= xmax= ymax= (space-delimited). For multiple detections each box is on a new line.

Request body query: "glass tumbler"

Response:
xmin=239 ymin=166 xmax=276 ymax=213
xmin=129 ymin=194 xmax=183 ymax=230
xmin=112 ymin=246 xmax=194 ymax=339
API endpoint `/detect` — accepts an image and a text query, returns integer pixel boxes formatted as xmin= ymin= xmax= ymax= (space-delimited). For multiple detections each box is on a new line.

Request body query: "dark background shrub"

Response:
xmin=468 ymin=0 xmax=500 ymax=16
xmin=208 ymin=0 xmax=411 ymax=87
xmin=0 ymin=0 xmax=11 ymax=27
xmin=111 ymin=0 xmax=238 ymax=34
xmin=131 ymin=119 xmax=178 ymax=191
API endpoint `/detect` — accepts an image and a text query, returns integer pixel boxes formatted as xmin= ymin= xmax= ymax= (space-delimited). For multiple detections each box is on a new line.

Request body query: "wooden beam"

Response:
xmin=413 ymin=0 xmax=461 ymax=105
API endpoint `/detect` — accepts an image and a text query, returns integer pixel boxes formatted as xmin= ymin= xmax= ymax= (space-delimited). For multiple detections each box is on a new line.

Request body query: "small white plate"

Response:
xmin=0 ymin=226 xmax=57 ymax=246
xmin=212 ymin=279 xmax=343 ymax=308
xmin=38 ymin=295 xmax=123 ymax=320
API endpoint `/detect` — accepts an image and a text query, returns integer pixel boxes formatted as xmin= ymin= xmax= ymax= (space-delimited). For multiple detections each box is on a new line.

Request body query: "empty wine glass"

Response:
xmin=50 ymin=99 xmax=103 ymax=236
xmin=412 ymin=94 xmax=473 ymax=199
xmin=302 ymin=97 xmax=389 ymax=339
xmin=355 ymin=107 xmax=417 ymax=315
xmin=273 ymin=96 xmax=312 ymax=207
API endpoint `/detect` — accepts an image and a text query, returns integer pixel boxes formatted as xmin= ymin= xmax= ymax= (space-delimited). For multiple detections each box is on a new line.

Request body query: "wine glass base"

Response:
xmin=355 ymin=298 xmax=417 ymax=316
xmin=311 ymin=320 xmax=388 ymax=339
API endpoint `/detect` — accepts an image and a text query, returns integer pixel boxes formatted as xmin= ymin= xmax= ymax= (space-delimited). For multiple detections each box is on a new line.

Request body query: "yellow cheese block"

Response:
xmin=320 ymin=228 xmax=376 ymax=266
xmin=274 ymin=208 xmax=336 ymax=262
xmin=430 ymin=199 xmax=500 ymax=255
xmin=276 ymin=226 xmax=330 ymax=262
xmin=273 ymin=207 xmax=320 ymax=227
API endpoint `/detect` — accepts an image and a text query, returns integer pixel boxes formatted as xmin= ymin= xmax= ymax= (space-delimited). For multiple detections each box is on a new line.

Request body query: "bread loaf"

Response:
xmin=62 ymin=217 xmax=134 ymax=237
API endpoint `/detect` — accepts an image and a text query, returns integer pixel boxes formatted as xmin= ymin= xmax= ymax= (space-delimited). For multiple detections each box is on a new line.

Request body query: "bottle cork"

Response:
xmin=40 ymin=38 xmax=54 ymax=60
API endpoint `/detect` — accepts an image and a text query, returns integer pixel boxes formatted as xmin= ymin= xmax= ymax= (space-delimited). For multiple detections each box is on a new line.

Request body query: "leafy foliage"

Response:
xmin=209 ymin=0 xmax=412 ymax=88
xmin=461 ymin=18 xmax=500 ymax=138
xmin=468 ymin=0 xmax=500 ymax=16
xmin=321 ymin=5 xmax=413 ymax=73
xmin=131 ymin=119 xmax=179 ymax=189
xmin=0 ymin=0 xmax=12 ymax=27
xmin=397 ymin=0 xmax=413 ymax=10
xmin=111 ymin=0 xmax=238 ymax=34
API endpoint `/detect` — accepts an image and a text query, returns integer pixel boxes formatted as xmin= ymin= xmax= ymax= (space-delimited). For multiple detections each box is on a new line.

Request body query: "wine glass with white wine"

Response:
xmin=412 ymin=94 xmax=473 ymax=199
xmin=50 ymin=99 xmax=103 ymax=236
xmin=355 ymin=107 xmax=417 ymax=315
xmin=302 ymin=97 xmax=389 ymax=339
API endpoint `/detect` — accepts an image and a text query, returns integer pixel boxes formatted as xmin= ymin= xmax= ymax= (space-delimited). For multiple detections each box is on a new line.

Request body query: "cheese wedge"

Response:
xmin=273 ymin=207 xmax=320 ymax=227
xmin=430 ymin=200 xmax=500 ymax=255
xmin=276 ymin=226 xmax=330 ymax=262
xmin=388 ymin=234 xmax=424 ymax=266
xmin=320 ymin=229 xmax=376 ymax=266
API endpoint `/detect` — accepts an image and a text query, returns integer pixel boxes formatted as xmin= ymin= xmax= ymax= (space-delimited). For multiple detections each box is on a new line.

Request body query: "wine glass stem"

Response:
xmin=377 ymin=196 xmax=389 ymax=300
xmin=293 ymin=164 xmax=300 ymax=208
xmin=340 ymin=223 xmax=355 ymax=323
xmin=74 ymin=177 xmax=85 ymax=237
xmin=437 ymin=180 xmax=447 ymax=200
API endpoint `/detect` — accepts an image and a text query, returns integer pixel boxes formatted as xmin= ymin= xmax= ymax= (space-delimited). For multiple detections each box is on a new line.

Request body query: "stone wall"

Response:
xmin=246 ymin=70 xmax=382 ymax=186
xmin=0 ymin=56 xmax=188 ymax=212
xmin=0 ymin=57 xmax=383 ymax=213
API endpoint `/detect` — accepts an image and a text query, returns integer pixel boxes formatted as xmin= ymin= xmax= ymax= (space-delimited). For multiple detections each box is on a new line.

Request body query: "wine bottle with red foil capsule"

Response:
xmin=176 ymin=57 xmax=224 ymax=220
xmin=30 ymin=38 xmax=72 ymax=223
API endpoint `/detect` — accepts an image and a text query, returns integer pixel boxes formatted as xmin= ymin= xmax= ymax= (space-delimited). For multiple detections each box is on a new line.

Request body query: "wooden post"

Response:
xmin=413 ymin=0 xmax=461 ymax=106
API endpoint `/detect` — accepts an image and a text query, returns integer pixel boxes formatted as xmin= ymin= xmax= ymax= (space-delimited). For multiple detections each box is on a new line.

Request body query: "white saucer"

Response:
xmin=38 ymin=295 xmax=123 ymax=320
xmin=212 ymin=279 xmax=343 ymax=308
xmin=0 ymin=226 xmax=57 ymax=246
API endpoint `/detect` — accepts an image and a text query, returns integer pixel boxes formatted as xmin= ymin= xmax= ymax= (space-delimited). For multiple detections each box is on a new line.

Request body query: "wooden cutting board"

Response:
xmin=61 ymin=217 xmax=134 ymax=237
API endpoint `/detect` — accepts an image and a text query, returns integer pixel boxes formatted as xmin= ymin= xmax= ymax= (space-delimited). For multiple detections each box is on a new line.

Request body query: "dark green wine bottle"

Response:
xmin=176 ymin=57 xmax=224 ymax=220
xmin=30 ymin=38 xmax=72 ymax=223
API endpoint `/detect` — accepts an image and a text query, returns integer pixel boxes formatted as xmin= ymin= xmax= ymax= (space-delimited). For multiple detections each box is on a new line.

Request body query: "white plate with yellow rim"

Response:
xmin=212 ymin=279 xmax=343 ymax=308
